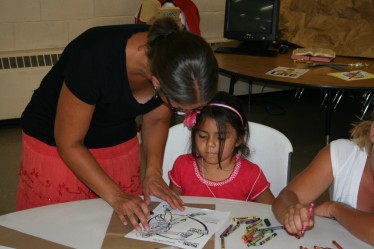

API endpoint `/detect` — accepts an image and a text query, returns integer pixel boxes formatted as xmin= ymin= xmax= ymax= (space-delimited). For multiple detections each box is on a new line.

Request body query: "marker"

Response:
xmin=258 ymin=225 xmax=284 ymax=231
xmin=300 ymin=202 xmax=314 ymax=235
xmin=258 ymin=233 xmax=277 ymax=245
xmin=220 ymin=224 xmax=233 ymax=238
xmin=332 ymin=240 xmax=344 ymax=249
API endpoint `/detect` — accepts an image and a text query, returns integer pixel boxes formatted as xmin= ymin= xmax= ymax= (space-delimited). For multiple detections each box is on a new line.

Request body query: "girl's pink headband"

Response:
xmin=208 ymin=103 xmax=244 ymax=125
xmin=183 ymin=103 xmax=243 ymax=129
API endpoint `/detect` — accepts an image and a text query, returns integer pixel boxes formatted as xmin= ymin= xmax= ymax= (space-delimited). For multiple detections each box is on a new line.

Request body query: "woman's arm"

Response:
xmin=55 ymin=83 xmax=150 ymax=231
xmin=272 ymin=145 xmax=334 ymax=236
xmin=141 ymin=104 xmax=184 ymax=210
xmin=315 ymin=201 xmax=374 ymax=245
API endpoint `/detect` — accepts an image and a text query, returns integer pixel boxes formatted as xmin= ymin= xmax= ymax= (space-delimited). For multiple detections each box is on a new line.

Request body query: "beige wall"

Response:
xmin=0 ymin=0 xmax=226 ymax=53
xmin=0 ymin=0 xmax=281 ymax=120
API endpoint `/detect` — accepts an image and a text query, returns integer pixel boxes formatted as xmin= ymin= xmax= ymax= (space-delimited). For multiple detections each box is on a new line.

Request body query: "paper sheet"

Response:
xmin=125 ymin=201 xmax=230 ymax=249
xmin=265 ymin=66 xmax=309 ymax=79
xmin=328 ymin=70 xmax=374 ymax=81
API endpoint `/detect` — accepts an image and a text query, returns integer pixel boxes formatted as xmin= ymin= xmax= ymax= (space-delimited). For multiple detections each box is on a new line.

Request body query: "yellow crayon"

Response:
xmin=258 ymin=233 xmax=278 ymax=245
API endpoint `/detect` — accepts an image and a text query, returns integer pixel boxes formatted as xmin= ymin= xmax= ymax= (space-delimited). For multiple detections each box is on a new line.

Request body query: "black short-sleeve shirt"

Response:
xmin=21 ymin=24 xmax=163 ymax=148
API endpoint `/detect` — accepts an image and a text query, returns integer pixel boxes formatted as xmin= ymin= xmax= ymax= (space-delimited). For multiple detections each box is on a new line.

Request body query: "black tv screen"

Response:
xmin=224 ymin=0 xmax=280 ymax=43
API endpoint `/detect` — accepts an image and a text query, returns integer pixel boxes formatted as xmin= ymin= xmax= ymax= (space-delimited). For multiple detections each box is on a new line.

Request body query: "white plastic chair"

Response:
xmin=162 ymin=122 xmax=293 ymax=196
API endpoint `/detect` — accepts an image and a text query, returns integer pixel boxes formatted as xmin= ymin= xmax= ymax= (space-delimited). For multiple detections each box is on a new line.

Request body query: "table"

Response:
xmin=214 ymin=51 xmax=374 ymax=143
xmin=0 ymin=196 xmax=371 ymax=249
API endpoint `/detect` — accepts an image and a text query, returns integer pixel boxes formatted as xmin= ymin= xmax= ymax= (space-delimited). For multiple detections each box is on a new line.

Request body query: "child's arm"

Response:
xmin=254 ymin=188 xmax=275 ymax=205
xmin=169 ymin=181 xmax=183 ymax=196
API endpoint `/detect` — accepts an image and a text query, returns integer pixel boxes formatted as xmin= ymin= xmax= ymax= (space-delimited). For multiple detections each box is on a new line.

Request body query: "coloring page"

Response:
xmin=265 ymin=66 xmax=309 ymax=78
xmin=328 ymin=70 xmax=374 ymax=81
xmin=125 ymin=201 xmax=230 ymax=249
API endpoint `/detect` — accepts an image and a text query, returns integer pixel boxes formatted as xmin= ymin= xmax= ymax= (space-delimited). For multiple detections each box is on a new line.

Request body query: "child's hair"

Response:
xmin=350 ymin=111 xmax=374 ymax=154
xmin=190 ymin=91 xmax=250 ymax=165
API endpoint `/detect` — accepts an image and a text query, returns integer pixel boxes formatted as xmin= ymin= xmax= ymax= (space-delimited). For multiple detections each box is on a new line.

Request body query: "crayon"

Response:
xmin=225 ymin=222 xmax=240 ymax=237
xmin=220 ymin=224 xmax=233 ymax=238
xmin=332 ymin=240 xmax=344 ymax=249
xmin=221 ymin=235 xmax=225 ymax=249
xmin=264 ymin=218 xmax=271 ymax=226
xmin=232 ymin=216 xmax=256 ymax=222
xmin=258 ymin=233 xmax=277 ymax=245
xmin=301 ymin=202 xmax=314 ymax=235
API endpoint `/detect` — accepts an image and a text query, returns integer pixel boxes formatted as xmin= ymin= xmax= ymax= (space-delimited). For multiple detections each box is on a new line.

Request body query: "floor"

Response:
xmin=0 ymin=89 xmax=367 ymax=215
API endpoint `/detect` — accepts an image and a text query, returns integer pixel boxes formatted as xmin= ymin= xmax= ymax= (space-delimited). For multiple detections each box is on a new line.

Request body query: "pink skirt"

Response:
xmin=16 ymin=132 xmax=142 ymax=210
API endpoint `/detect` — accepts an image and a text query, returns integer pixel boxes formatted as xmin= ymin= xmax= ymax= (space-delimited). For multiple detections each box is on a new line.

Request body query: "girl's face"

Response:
xmin=195 ymin=117 xmax=242 ymax=166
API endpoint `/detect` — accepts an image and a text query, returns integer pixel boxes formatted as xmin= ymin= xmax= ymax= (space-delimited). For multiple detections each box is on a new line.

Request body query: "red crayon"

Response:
xmin=332 ymin=240 xmax=344 ymax=249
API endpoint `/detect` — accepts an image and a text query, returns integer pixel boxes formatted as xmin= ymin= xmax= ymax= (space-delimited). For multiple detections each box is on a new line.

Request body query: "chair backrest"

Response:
xmin=162 ymin=122 xmax=293 ymax=196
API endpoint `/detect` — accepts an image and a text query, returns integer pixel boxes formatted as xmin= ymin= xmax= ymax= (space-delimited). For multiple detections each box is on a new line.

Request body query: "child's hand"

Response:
xmin=283 ymin=203 xmax=314 ymax=236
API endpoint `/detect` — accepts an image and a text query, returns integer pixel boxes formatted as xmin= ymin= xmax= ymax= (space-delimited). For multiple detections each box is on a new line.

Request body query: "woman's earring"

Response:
xmin=153 ymin=86 xmax=158 ymax=99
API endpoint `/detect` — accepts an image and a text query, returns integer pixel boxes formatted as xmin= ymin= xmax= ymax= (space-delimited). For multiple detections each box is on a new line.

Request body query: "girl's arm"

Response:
xmin=254 ymin=188 xmax=275 ymax=205
xmin=272 ymin=145 xmax=334 ymax=236
xmin=141 ymin=104 xmax=184 ymax=211
xmin=55 ymin=83 xmax=150 ymax=231
xmin=169 ymin=181 xmax=183 ymax=196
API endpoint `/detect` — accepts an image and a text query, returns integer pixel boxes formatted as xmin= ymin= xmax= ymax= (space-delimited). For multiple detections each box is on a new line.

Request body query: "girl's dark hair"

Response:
xmin=191 ymin=91 xmax=249 ymax=166
xmin=147 ymin=17 xmax=218 ymax=105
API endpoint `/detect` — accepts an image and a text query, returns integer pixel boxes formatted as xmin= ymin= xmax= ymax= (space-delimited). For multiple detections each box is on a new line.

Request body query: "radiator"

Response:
xmin=0 ymin=51 xmax=61 ymax=120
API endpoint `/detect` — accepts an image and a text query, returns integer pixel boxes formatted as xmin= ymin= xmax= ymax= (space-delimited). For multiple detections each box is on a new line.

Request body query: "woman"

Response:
xmin=17 ymin=17 xmax=218 ymax=232
xmin=272 ymin=113 xmax=374 ymax=245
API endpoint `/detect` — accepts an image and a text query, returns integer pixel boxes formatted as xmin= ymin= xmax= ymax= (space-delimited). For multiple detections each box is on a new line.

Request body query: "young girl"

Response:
xmin=168 ymin=92 xmax=274 ymax=204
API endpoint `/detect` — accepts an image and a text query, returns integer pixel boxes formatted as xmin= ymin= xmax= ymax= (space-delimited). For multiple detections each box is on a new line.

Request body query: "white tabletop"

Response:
xmin=0 ymin=196 xmax=371 ymax=249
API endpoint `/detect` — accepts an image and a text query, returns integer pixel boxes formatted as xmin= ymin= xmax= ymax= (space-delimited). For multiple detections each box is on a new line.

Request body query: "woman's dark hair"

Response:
xmin=191 ymin=91 xmax=249 ymax=166
xmin=147 ymin=17 xmax=218 ymax=105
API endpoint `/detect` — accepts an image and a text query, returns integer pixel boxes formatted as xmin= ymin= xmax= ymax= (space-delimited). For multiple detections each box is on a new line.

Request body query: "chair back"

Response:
xmin=162 ymin=122 xmax=293 ymax=196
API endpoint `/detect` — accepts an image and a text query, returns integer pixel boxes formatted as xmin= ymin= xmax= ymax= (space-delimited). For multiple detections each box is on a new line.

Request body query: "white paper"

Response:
xmin=266 ymin=66 xmax=309 ymax=78
xmin=125 ymin=201 xmax=230 ymax=249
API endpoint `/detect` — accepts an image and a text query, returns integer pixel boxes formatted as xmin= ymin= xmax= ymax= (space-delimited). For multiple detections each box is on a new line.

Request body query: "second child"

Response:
xmin=168 ymin=92 xmax=274 ymax=204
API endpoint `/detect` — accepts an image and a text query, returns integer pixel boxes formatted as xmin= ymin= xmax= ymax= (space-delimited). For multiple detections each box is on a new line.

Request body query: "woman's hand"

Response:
xmin=142 ymin=169 xmax=185 ymax=211
xmin=111 ymin=191 xmax=152 ymax=232
xmin=283 ymin=203 xmax=314 ymax=237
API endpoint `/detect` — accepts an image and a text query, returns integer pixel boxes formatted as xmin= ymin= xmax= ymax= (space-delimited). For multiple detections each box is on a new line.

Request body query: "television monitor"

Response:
xmin=215 ymin=0 xmax=280 ymax=57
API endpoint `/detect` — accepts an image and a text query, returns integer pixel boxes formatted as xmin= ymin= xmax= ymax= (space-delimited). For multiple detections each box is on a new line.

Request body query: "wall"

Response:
xmin=0 ymin=0 xmax=281 ymax=120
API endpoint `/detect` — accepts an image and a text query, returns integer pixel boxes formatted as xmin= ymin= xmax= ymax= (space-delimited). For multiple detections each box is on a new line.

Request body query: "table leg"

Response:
xmin=325 ymin=90 xmax=332 ymax=144
xmin=248 ymin=80 xmax=253 ymax=112
xmin=229 ymin=76 xmax=237 ymax=94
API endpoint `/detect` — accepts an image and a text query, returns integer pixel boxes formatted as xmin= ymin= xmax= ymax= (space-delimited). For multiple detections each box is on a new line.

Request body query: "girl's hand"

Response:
xmin=283 ymin=203 xmax=314 ymax=236
xmin=142 ymin=170 xmax=185 ymax=211
xmin=111 ymin=192 xmax=152 ymax=232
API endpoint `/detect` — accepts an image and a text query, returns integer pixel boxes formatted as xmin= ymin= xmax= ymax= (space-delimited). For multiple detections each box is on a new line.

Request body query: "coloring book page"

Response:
xmin=328 ymin=70 xmax=374 ymax=81
xmin=125 ymin=201 xmax=230 ymax=249
xmin=265 ymin=66 xmax=309 ymax=78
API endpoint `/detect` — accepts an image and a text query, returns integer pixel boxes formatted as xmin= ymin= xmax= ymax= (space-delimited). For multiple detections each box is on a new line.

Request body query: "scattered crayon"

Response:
xmin=332 ymin=240 xmax=344 ymax=249
xmin=258 ymin=232 xmax=277 ymax=245
xmin=264 ymin=218 xmax=271 ymax=226
xmin=220 ymin=224 xmax=233 ymax=238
